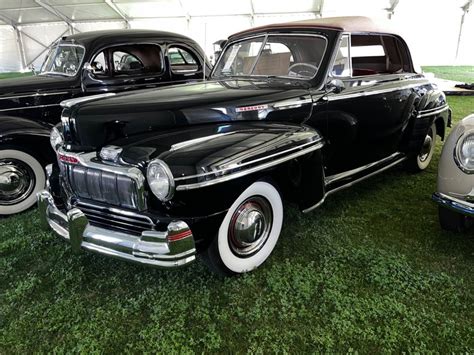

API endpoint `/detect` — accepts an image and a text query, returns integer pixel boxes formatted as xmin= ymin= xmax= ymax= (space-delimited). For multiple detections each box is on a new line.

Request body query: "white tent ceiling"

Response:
xmin=0 ymin=0 xmax=473 ymax=71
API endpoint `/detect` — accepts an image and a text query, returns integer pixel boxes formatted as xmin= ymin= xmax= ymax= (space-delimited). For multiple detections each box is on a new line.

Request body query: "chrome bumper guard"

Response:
xmin=432 ymin=192 xmax=474 ymax=217
xmin=37 ymin=190 xmax=196 ymax=268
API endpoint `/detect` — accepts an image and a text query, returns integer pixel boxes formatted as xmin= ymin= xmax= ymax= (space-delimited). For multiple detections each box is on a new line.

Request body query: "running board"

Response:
xmin=303 ymin=152 xmax=407 ymax=213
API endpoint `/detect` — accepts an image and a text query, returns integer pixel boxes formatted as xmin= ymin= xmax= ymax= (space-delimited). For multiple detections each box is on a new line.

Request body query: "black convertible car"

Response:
xmin=0 ymin=29 xmax=210 ymax=215
xmin=38 ymin=17 xmax=450 ymax=275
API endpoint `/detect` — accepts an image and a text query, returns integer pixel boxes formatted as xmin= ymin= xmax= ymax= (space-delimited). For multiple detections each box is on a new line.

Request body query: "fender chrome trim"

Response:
xmin=326 ymin=81 xmax=428 ymax=102
xmin=175 ymin=138 xmax=322 ymax=183
xmin=176 ymin=140 xmax=324 ymax=191
xmin=0 ymin=91 xmax=70 ymax=100
xmin=0 ymin=103 xmax=59 ymax=112
xmin=417 ymin=104 xmax=449 ymax=118
xmin=60 ymin=93 xmax=116 ymax=108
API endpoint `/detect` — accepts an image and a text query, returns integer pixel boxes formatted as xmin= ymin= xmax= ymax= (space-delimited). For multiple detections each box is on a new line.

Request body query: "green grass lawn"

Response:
xmin=1 ymin=82 xmax=474 ymax=352
xmin=422 ymin=66 xmax=474 ymax=83
xmin=0 ymin=72 xmax=33 ymax=80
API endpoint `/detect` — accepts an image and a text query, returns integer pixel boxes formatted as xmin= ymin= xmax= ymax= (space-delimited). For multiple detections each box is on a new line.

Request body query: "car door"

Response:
xmin=323 ymin=33 xmax=415 ymax=175
xmin=81 ymin=43 xmax=171 ymax=94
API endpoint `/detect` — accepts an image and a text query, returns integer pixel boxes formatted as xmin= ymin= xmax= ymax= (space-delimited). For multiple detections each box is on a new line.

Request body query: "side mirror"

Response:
xmin=83 ymin=62 xmax=93 ymax=72
xmin=326 ymin=79 xmax=345 ymax=94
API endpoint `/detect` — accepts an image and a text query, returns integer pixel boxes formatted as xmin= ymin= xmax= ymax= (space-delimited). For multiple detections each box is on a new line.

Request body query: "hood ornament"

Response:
xmin=100 ymin=145 xmax=123 ymax=163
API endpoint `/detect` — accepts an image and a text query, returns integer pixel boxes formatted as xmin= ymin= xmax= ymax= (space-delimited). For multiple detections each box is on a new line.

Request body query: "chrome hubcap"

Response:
xmin=0 ymin=159 xmax=35 ymax=205
xmin=419 ymin=128 xmax=434 ymax=162
xmin=228 ymin=196 xmax=273 ymax=257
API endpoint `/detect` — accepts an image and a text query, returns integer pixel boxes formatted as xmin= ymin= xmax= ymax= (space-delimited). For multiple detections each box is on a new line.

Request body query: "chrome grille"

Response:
xmin=77 ymin=202 xmax=155 ymax=236
xmin=65 ymin=164 xmax=140 ymax=210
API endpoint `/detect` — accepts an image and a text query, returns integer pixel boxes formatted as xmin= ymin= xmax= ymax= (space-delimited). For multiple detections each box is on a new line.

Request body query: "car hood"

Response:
xmin=0 ymin=74 xmax=74 ymax=98
xmin=65 ymin=79 xmax=321 ymax=149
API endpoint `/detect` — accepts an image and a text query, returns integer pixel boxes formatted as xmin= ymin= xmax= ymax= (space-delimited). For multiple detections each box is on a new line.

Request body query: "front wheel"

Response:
xmin=203 ymin=181 xmax=283 ymax=276
xmin=406 ymin=123 xmax=437 ymax=172
xmin=438 ymin=205 xmax=473 ymax=233
xmin=0 ymin=149 xmax=46 ymax=216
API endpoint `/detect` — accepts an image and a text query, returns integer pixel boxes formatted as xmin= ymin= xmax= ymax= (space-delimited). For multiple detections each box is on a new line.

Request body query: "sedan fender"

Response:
xmin=0 ymin=115 xmax=54 ymax=161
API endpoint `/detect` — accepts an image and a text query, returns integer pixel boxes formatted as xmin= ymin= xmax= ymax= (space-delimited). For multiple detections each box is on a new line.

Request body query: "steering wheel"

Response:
xmin=288 ymin=63 xmax=318 ymax=78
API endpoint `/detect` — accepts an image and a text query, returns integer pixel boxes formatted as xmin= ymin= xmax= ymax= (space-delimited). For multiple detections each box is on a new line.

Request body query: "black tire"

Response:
xmin=0 ymin=148 xmax=46 ymax=215
xmin=406 ymin=123 xmax=437 ymax=172
xmin=438 ymin=205 xmax=473 ymax=233
xmin=202 ymin=181 xmax=284 ymax=276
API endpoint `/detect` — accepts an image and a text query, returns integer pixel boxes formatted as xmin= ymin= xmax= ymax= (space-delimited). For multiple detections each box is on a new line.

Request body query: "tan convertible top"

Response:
xmin=230 ymin=16 xmax=398 ymax=39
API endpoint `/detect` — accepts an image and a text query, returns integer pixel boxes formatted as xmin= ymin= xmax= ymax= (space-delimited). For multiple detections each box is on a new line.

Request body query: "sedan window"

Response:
xmin=90 ymin=51 xmax=108 ymax=77
xmin=110 ymin=44 xmax=163 ymax=76
xmin=169 ymin=46 xmax=200 ymax=74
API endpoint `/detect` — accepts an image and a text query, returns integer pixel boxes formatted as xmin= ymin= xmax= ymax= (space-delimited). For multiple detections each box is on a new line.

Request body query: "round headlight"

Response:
xmin=50 ymin=125 xmax=63 ymax=151
xmin=455 ymin=130 xmax=474 ymax=173
xmin=147 ymin=159 xmax=175 ymax=201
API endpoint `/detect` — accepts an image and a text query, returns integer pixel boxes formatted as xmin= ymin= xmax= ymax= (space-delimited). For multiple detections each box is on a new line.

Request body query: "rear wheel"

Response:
xmin=407 ymin=123 xmax=437 ymax=172
xmin=438 ymin=205 xmax=473 ymax=233
xmin=203 ymin=181 xmax=283 ymax=276
xmin=0 ymin=149 xmax=46 ymax=216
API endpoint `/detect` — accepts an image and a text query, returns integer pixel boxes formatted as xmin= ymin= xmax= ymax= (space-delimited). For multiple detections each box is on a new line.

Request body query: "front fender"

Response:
xmin=119 ymin=122 xmax=325 ymax=213
xmin=0 ymin=115 xmax=54 ymax=162
xmin=0 ymin=115 xmax=52 ymax=140
xmin=437 ymin=114 xmax=474 ymax=199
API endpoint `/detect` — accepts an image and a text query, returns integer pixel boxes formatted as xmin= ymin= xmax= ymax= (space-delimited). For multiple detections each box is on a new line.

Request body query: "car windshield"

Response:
xmin=212 ymin=35 xmax=327 ymax=80
xmin=40 ymin=44 xmax=85 ymax=76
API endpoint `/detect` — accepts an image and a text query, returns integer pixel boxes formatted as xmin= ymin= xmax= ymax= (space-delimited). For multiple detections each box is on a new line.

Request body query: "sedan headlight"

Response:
xmin=50 ymin=125 xmax=64 ymax=151
xmin=455 ymin=130 xmax=474 ymax=173
xmin=147 ymin=159 xmax=175 ymax=201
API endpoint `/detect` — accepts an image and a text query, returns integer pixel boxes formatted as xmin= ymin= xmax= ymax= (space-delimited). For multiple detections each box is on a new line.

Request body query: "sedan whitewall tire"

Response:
xmin=0 ymin=149 xmax=46 ymax=215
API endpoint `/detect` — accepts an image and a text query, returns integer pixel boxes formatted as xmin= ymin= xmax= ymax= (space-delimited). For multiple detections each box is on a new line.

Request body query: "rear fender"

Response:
xmin=400 ymin=89 xmax=449 ymax=154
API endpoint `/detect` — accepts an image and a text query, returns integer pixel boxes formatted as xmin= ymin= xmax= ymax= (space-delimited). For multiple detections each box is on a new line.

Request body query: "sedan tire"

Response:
xmin=0 ymin=148 xmax=45 ymax=216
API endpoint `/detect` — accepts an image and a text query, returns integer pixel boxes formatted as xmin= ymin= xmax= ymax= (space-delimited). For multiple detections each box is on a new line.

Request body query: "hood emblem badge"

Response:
xmin=236 ymin=104 xmax=268 ymax=112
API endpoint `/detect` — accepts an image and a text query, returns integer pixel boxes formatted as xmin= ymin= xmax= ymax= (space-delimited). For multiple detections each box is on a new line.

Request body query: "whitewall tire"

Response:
xmin=407 ymin=123 xmax=437 ymax=172
xmin=203 ymin=181 xmax=283 ymax=276
xmin=0 ymin=149 xmax=46 ymax=216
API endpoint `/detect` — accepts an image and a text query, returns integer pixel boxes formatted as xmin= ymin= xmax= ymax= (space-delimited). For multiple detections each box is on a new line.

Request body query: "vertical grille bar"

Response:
xmin=66 ymin=166 xmax=140 ymax=209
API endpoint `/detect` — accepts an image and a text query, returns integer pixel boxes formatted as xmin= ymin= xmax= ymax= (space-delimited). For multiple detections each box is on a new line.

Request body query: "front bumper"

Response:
xmin=432 ymin=192 xmax=474 ymax=217
xmin=37 ymin=190 xmax=196 ymax=268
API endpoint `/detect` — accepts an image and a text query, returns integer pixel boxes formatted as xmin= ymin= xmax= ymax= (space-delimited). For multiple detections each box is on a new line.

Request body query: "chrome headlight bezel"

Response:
xmin=146 ymin=159 xmax=175 ymax=201
xmin=454 ymin=129 xmax=474 ymax=174
xmin=50 ymin=125 xmax=64 ymax=152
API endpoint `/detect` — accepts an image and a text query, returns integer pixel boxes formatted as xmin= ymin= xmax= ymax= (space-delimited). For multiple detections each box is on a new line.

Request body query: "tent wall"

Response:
xmin=0 ymin=0 xmax=473 ymax=72
xmin=0 ymin=26 xmax=21 ymax=71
